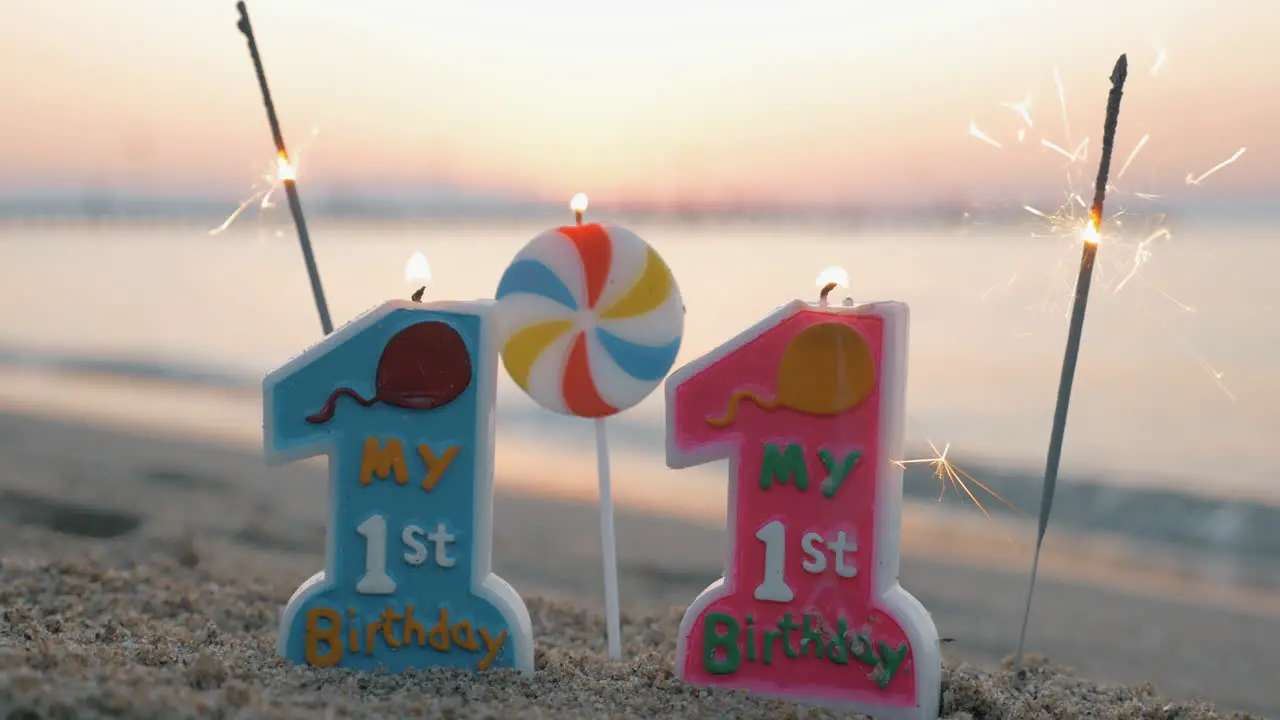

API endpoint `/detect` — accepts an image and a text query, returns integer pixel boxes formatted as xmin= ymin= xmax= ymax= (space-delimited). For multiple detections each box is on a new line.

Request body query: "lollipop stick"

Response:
xmin=594 ymin=417 xmax=623 ymax=660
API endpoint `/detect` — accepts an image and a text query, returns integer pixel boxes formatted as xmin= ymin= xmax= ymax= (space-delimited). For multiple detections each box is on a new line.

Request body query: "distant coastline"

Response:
xmin=0 ymin=189 xmax=1274 ymax=227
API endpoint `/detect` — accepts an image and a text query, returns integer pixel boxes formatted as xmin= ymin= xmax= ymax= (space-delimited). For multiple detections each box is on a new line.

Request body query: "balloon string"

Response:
xmin=306 ymin=387 xmax=378 ymax=424
xmin=706 ymin=389 xmax=778 ymax=428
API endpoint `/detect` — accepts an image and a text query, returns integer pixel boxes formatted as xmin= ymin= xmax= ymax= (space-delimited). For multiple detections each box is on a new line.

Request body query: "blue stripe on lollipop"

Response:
xmin=496 ymin=259 xmax=579 ymax=310
xmin=595 ymin=328 xmax=682 ymax=381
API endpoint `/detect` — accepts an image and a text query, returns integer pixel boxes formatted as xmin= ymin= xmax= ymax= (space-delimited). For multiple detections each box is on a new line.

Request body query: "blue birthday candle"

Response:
xmin=264 ymin=299 xmax=533 ymax=675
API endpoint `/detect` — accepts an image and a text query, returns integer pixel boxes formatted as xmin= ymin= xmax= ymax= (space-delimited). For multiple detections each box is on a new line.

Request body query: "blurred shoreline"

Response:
xmin=0 ymin=355 xmax=1277 ymax=602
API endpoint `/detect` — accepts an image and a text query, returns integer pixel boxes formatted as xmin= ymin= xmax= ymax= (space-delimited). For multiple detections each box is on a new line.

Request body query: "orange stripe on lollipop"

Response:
xmin=706 ymin=322 xmax=877 ymax=428
xmin=559 ymin=223 xmax=612 ymax=308
xmin=563 ymin=331 xmax=617 ymax=418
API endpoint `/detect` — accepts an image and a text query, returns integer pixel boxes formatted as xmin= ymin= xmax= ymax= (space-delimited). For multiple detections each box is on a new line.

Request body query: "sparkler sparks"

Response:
xmin=894 ymin=441 xmax=1016 ymax=518
xmin=1112 ymin=228 xmax=1171 ymax=294
xmin=1040 ymin=138 xmax=1075 ymax=161
xmin=209 ymin=127 xmax=320 ymax=236
xmin=968 ymin=121 xmax=1003 ymax=149
xmin=1053 ymin=65 xmax=1072 ymax=148
xmin=1001 ymin=97 xmax=1034 ymax=128
xmin=1185 ymin=147 xmax=1247 ymax=185
xmin=1150 ymin=48 xmax=1167 ymax=76
xmin=966 ymin=50 xmax=1246 ymax=403
xmin=1116 ymin=133 xmax=1150 ymax=179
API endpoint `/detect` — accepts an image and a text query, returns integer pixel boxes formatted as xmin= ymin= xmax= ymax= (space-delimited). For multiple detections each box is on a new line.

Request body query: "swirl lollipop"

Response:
xmin=494 ymin=194 xmax=684 ymax=659
xmin=495 ymin=204 xmax=683 ymax=416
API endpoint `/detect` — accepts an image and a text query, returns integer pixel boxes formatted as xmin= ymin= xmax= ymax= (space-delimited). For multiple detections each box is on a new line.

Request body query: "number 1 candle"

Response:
xmin=263 ymin=298 xmax=534 ymax=675
xmin=664 ymin=281 xmax=940 ymax=718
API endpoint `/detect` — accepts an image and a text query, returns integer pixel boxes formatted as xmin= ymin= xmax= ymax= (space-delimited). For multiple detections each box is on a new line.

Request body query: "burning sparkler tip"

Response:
xmin=276 ymin=152 xmax=296 ymax=183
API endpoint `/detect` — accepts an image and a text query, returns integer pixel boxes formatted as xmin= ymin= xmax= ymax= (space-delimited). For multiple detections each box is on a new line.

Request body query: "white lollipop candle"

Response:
xmin=494 ymin=199 xmax=684 ymax=661
xmin=495 ymin=221 xmax=684 ymax=417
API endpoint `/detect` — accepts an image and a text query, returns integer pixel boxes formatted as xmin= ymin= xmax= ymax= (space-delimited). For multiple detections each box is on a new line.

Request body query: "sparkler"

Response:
xmin=209 ymin=127 xmax=318 ymax=236
xmin=235 ymin=1 xmax=333 ymax=336
xmin=1014 ymin=53 xmax=1128 ymax=665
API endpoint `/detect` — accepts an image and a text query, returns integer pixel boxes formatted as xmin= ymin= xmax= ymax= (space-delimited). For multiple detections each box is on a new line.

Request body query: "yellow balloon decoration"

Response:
xmin=706 ymin=322 xmax=877 ymax=428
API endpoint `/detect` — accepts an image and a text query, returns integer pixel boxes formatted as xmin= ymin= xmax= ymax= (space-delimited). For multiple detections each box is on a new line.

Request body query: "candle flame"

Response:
xmin=277 ymin=152 xmax=296 ymax=183
xmin=405 ymin=251 xmax=432 ymax=285
xmin=570 ymin=193 xmax=590 ymax=214
xmin=815 ymin=266 xmax=850 ymax=289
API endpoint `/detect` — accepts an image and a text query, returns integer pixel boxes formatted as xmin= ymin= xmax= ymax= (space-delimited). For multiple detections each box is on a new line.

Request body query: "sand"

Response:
xmin=0 ymin=548 xmax=1241 ymax=720
xmin=0 ymin=392 xmax=1276 ymax=718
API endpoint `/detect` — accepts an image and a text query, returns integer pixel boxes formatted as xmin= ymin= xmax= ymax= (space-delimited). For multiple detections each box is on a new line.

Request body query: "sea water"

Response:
xmin=0 ymin=217 xmax=1277 ymax=562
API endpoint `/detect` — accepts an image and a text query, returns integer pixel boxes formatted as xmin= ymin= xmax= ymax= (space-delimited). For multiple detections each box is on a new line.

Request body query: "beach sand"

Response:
xmin=0 ymin=376 xmax=1276 ymax=718
xmin=0 ymin=548 xmax=1235 ymax=720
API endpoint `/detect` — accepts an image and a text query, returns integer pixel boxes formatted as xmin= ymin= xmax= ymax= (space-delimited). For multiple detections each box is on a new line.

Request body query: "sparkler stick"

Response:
xmin=1015 ymin=53 xmax=1128 ymax=665
xmin=236 ymin=1 xmax=334 ymax=336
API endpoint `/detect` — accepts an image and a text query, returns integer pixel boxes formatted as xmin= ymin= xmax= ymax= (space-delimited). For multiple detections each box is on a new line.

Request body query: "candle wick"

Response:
xmin=575 ymin=211 xmax=584 ymax=226
xmin=411 ymin=287 xmax=425 ymax=302
xmin=819 ymin=282 xmax=838 ymax=304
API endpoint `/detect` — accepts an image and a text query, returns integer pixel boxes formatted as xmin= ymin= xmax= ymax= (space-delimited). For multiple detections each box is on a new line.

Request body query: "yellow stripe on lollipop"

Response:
xmin=502 ymin=320 xmax=574 ymax=391
xmin=599 ymin=247 xmax=672 ymax=320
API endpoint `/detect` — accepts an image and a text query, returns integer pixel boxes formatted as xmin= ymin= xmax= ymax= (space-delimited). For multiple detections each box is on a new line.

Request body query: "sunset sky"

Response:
xmin=0 ymin=0 xmax=1275 ymax=207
